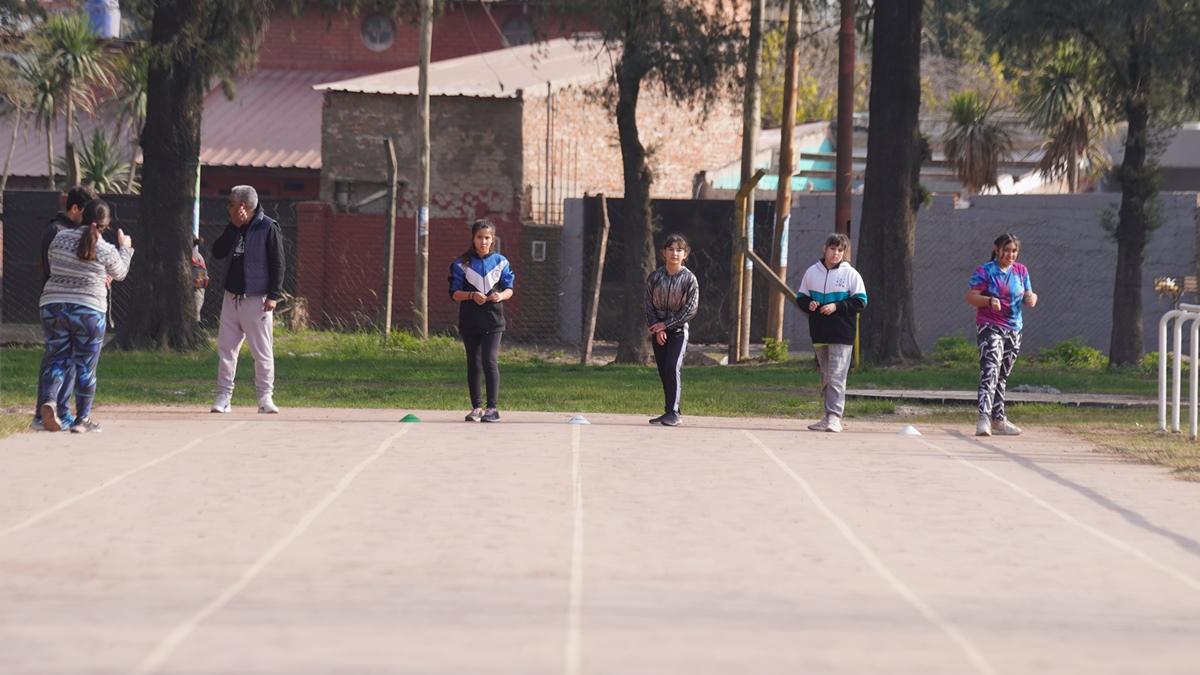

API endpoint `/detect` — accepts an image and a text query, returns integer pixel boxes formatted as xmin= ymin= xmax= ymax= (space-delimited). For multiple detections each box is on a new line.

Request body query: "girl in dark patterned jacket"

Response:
xmin=644 ymin=233 xmax=699 ymax=427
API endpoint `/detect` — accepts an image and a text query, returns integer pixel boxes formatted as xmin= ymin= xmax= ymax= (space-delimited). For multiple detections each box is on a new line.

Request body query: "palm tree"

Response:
xmin=0 ymin=57 xmax=33 ymax=210
xmin=111 ymin=49 xmax=148 ymax=193
xmin=1019 ymin=42 xmax=1112 ymax=193
xmin=17 ymin=56 xmax=58 ymax=189
xmin=54 ymin=129 xmax=130 ymax=193
xmin=941 ymin=90 xmax=1014 ymax=195
xmin=31 ymin=12 xmax=113 ymax=187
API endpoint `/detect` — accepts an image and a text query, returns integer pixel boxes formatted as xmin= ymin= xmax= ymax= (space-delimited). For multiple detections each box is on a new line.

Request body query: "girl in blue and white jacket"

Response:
xmin=448 ymin=219 xmax=515 ymax=423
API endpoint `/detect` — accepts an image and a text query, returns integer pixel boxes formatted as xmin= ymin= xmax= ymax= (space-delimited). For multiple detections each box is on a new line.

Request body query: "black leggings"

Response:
xmin=463 ymin=331 xmax=503 ymax=409
xmin=652 ymin=326 xmax=689 ymax=414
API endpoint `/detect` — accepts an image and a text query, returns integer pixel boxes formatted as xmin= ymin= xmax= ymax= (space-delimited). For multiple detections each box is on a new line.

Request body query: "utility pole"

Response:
xmin=835 ymin=0 xmax=854 ymax=235
xmin=414 ymin=0 xmax=432 ymax=338
xmin=733 ymin=0 xmax=764 ymax=362
xmin=381 ymin=137 xmax=398 ymax=340
xmin=768 ymin=0 xmax=801 ymax=342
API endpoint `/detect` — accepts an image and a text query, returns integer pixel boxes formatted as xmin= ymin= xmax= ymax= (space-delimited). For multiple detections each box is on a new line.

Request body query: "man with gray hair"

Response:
xmin=210 ymin=185 xmax=285 ymax=414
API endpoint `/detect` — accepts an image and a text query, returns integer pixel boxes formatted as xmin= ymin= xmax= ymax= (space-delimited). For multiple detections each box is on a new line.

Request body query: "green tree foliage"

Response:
xmin=998 ymin=0 xmax=1200 ymax=367
xmin=940 ymin=89 xmax=1013 ymax=194
xmin=1018 ymin=41 xmax=1112 ymax=193
xmin=554 ymin=0 xmax=740 ymax=364
xmin=54 ymin=128 xmax=129 ymax=194
xmin=111 ymin=49 xmax=148 ymax=193
xmin=30 ymin=12 xmax=113 ymax=187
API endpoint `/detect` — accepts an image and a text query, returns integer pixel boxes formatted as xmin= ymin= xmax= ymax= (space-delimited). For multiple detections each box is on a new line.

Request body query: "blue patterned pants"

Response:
xmin=39 ymin=303 xmax=106 ymax=423
xmin=977 ymin=324 xmax=1021 ymax=420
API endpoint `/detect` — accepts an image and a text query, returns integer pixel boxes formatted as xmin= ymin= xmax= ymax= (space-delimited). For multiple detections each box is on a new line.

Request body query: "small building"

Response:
xmin=299 ymin=37 xmax=744 ymax=334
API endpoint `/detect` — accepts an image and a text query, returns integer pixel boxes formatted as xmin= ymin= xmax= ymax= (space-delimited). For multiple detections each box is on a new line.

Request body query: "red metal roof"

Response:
xmin=0 ymin=68 xmax=359 ymax=179
xmin=201 ymin=69 xmax=360 ymax=170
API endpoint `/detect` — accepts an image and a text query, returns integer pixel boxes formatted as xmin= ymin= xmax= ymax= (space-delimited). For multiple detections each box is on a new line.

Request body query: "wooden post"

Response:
xmin=729 ymin=170 xmax=766 ymax=363
xmin=580 ymin=195 xmax=611 ymax=365
xmin=769 ymin=0 xmax=801 ymax=341
xmin=413 ymin=0 xmax=432 ymax=338
xmin=381 ymin=137 xmax=398 ymax=341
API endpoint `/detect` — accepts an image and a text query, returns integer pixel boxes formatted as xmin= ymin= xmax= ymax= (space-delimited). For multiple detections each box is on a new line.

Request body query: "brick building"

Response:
xmin=299 ymin=38 xmax=744 ymax=335
xmin=0 ymin=2 xmax=583 ymax=199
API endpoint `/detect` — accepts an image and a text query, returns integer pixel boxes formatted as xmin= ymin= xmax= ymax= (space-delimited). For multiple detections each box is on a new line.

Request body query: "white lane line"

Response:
xmin=745 ymin=430 xmax=996 ymax=675
xmin=134 ymin=424 xmax=414 ymax=675
xmin=564 ymin=423 xmax=584 ymax=675
xmin=0 ymin=421 xmax=248 ymax=540
xmin=918 ymin=437 xmax=1200 ymax=593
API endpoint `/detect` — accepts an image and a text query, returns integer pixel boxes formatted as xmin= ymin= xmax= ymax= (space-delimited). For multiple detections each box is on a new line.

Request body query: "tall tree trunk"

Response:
xmin=65 ymin=95 xmax=79 ymax=187
xmin=115 ymin=1 xmax=203 ymax=350
xmin=45 ymin=124 xmax=54 ymax=189
xmin=1 ymin=109 xmax=23 ymax=213
xmin=856 ymin=0 xmax=923 ymax=365
xmin=1108 ymin=96 xmax=1152 ymax=366
xmin=614 ymin=64 xmax=654 ymax=365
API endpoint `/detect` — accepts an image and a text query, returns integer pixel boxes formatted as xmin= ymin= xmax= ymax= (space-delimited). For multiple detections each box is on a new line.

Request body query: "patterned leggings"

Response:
xmin=977 ymin=324 xmax=1021 ymax=420
xmin=39 ymin=303 xmax=106 ymax=422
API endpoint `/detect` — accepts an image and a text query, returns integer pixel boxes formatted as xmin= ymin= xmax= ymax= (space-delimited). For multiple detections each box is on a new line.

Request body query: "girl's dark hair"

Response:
xmin=661 ymin=233 xmax=691 ymax=253
xmin=75 ymin=199 xmax=111 ymax=261
xmin=990 ymin=232 xmax=1020 ymax=261
xmin=824 ymin=233 xmax=851 ymax=249
xmin=458 ymin=219 xmax=497 ymax=264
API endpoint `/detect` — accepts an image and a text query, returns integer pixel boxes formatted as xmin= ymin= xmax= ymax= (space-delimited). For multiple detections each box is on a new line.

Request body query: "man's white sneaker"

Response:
xmin=976 ymin=416 xmax=992 ymax=436
xmin=258 ymin=397 xmax=279 ymax=414
xmin=808 ymin=416 xmax=830 ymax=431
xmin=825 ymin=415 xmax=843 ymax=433
xmin=211 ymin=394 xmax=232 ymax=413
xmin=992 ymin=418 xmax=1022 ymax=436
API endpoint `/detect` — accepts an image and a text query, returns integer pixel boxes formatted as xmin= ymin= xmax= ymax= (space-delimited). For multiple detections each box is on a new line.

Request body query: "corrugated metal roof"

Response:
xmin=314 ymin=37 xmax=611 ymax=98
xmin=0 ymin=68 xmax=359 ymax=178
xmin=201 ymin=69 xmax=361 ymax=170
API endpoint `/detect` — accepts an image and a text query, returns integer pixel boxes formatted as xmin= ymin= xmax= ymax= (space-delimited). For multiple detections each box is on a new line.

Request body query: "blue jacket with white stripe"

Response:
xmin=448 ymin=252 xmax=515 ymax=334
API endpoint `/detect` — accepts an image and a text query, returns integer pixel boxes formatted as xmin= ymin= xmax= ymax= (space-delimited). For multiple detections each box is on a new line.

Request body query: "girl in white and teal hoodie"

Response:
xmin=795 ymin=233 xmax=868 ymax=433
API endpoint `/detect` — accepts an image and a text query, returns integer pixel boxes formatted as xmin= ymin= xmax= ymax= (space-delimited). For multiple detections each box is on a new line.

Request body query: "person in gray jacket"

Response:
xmin=209 ymin=185 xmax=285 ymax=414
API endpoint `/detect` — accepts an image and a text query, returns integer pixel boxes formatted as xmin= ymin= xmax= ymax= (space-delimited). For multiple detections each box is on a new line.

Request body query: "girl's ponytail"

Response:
xmin=75 ymin=199 xmax=111 ymax=261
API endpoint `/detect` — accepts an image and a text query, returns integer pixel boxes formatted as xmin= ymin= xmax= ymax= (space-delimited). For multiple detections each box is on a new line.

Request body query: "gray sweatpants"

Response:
xmin=815 ymin=343 xmax=853 ymax=418
xmin=216 ymin=292 xmax=275 ymax=400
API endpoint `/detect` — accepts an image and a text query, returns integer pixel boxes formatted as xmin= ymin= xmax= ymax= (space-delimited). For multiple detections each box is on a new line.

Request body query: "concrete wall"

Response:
xmin=780 ymin=193 xmax=1200 ymax=354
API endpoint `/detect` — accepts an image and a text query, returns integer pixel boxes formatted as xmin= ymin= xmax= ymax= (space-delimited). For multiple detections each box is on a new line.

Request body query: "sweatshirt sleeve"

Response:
xmin=98 ymin=240 xmax=134 ymax=282
xmin=448 ymin=260 xmax=466 ymax=297
xmin=838 ymin=268 xmax=868 ymax=314
xmin=266 ymin=221 xmax=285 ymax=301
xmin=795 ymin=265 xmax=814 ymax=313
xmin=211 ymin=223 xmax=238 ymax=260
xmin=644 ymin=270 xmax=658 ymax=327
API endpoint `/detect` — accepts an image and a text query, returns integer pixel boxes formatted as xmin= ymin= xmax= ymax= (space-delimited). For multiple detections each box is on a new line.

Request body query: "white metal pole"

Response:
xmin=1160 ymin=309 xmax=1184 ymax=431
xmin=1190 ymin=317 xmax=1199 ymax=439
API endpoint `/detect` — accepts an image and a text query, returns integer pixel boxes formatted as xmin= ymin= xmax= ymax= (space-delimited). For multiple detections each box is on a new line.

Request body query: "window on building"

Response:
xmin=361 ymin=14 xmax=395 ymax=52
xmin=502 ymin=15 xmax=535 ymax=47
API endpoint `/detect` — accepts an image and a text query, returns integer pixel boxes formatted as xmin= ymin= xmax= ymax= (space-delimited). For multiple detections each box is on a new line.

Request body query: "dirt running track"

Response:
xmin=1 ymin=406 xmax=1198 ymax=674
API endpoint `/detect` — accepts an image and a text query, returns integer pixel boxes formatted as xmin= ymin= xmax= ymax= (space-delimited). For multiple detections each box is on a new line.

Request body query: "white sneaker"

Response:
xmin=825 ymin=415 xmax=843 ymax=433
xmin=258 ymin=396 xmax=279 ymax=414
xmin=992 ymin=418 xmax=1022 ymax=435
xmin=808 ymin=416 xmax=830 ymax=431
xmin=211 ymin=393 xmax=231 ymax=413
xmin=976 ymin=416 xmax=992 ymax=436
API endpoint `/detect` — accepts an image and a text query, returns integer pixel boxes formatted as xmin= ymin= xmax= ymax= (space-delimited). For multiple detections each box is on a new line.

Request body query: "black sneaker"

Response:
xmin=659 ymin=412 xmax=680 ymax=427
xmin=481 ymin=408 xmax=501 ymax=423
xmin=649 ymin=414 xmax=666 ymax=425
